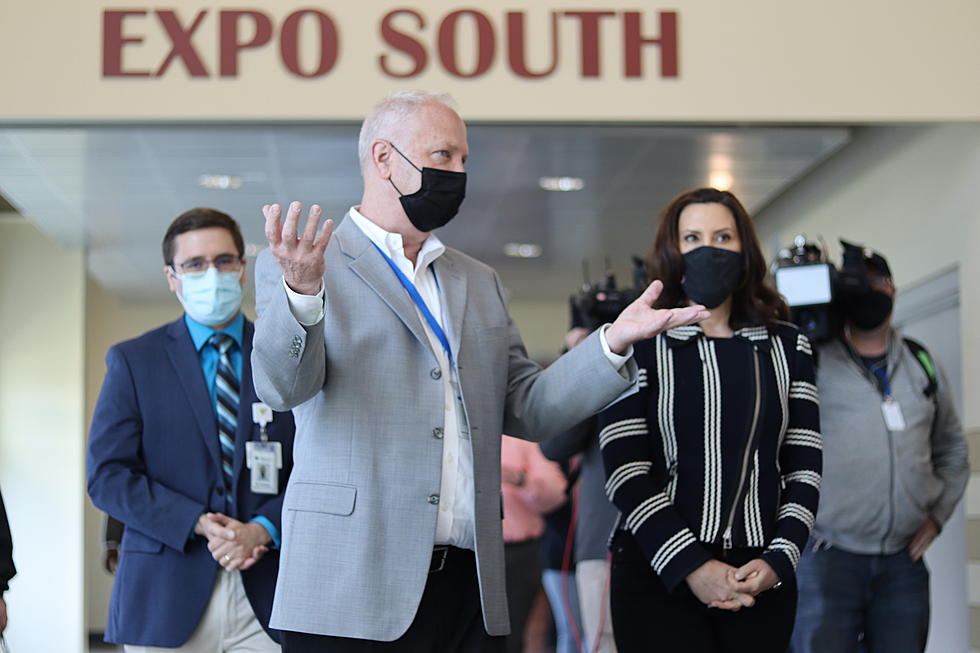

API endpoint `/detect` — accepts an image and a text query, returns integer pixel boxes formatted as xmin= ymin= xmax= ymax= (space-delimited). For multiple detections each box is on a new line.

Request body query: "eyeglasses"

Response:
xmin=171 ymin=255 xmax=243 ymax=276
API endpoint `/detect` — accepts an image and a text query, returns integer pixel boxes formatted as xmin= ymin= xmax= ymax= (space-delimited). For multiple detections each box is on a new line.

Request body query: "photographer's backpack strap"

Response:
xmin=904 ymin=337 xmax=938 ymax=399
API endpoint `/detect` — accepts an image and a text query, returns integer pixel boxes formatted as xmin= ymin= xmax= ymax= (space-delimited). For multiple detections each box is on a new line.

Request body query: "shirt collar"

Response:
xmin=184 ymin=312 xmax=244 ymax=352
xmin=348 ymin=206 xmax=446 ymax=275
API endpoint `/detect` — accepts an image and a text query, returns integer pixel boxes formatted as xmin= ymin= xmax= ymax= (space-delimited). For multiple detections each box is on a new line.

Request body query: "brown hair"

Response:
xmin=644 ymin=187 xmax=788 ymax=329
xmin=162 ymin=207 xmax=244 ymax=266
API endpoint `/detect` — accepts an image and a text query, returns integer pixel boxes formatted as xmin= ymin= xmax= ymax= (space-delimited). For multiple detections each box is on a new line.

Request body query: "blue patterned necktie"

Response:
xmin=209 ymin=333 xmax=238 ymax=497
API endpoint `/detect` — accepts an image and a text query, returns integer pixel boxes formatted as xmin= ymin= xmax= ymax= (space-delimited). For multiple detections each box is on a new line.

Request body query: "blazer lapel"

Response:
xmin=233 ymin=320 xmax=257 ymax=490
xmin=435 ymin=254 xmax=467 ymax=363
xmin=337 ymin=217 xmax=439 ymax=363
xmin=164 ymin=319 xmax=221 ymax=470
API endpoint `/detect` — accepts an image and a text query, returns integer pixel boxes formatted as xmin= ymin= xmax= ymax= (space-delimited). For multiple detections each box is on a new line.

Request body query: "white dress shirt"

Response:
xmin=282 ymin=207 xmax=631 ymax=550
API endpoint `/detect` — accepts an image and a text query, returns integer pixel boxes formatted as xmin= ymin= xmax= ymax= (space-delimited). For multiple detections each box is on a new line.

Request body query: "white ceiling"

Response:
xmin=0 ymin=124 xmax=849 ymax=303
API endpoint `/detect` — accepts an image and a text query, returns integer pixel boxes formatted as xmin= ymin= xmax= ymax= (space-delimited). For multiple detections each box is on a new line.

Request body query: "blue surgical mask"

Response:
xmin=176 ymin=267 xmax=243 ymax=326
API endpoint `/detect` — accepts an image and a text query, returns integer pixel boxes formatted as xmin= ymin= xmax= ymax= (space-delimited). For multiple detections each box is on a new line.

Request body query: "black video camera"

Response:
xmin=771 ymin=236 xmax=838 ymax=343
xmin=772 ymin=236 xmax=889 ymax=343
xmin=569 ymin=257 xmax=647 ymax=332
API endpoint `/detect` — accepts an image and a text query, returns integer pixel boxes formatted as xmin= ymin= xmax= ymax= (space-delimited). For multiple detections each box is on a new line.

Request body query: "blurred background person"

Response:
xmin=790 ymin=242 xmax=968 ymax=653
xmin=87 ymin=208 xmax=295 ymax=652
xmin=502 ymin=435 xmax=569 ymax=653
xmin=1 ymin=486 xmax=14 ymax=636
xmin=538 ymin=456 xmax=586 ymax=653
xmin=542 ymin=328 xmax=619 ymax=653
xmin=599 ymin=188 xmax=821 ymax=652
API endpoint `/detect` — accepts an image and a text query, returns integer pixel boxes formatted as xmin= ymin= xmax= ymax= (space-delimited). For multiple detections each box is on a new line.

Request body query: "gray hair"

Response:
xmin=357 ymin=90 xmax=458 ymax=171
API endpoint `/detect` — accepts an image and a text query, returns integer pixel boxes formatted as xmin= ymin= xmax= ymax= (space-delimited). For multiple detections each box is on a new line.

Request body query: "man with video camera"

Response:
xmin=789 ymin=242 xmax=968 ymax=653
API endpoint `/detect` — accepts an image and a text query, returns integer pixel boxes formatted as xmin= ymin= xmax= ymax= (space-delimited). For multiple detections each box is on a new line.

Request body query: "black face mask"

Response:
xmin=388 ymin=143 xmax=466 ymax=232
xmin=681 ymin=246 xmax=744 ymax=309
xmin=842 ymin=290 xmax=893 ymax=330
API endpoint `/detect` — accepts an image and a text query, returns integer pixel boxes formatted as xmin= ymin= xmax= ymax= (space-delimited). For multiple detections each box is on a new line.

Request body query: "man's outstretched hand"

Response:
xmin=606 ymin=280 xmax=710 ymax=354
xmin=263 ymin=201 xmax=334 ymax=296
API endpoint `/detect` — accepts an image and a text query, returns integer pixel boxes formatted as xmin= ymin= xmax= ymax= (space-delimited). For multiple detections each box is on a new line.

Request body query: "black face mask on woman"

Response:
xmin=387 ymin=142 xmax=467 ymax=232
xmin=841 ymin=290 xmax=893 ymax=330
xmin=681 ymin=246 xmax=744 ymax=309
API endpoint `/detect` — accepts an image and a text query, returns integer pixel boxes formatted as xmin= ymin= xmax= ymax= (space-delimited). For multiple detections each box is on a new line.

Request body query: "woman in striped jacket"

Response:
xmin=599 ymin=188 xmax=821 ymax=652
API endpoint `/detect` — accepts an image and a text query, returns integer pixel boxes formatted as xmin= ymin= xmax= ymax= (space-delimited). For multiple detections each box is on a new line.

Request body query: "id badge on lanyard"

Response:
xmin=881 ymin=397 xmax=907 ymax=431
xmin=875 ymin=365 xmax=907 ymax=432
xmin=246 ymin=402 xmax=283 ymax=494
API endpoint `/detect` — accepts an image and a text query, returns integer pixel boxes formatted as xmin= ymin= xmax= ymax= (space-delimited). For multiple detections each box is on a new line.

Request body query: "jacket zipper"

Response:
xmin=723 ymin=346 xmax=762 ymax=551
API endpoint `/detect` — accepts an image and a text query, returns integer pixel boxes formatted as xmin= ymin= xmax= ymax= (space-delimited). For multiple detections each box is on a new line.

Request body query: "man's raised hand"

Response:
xmin=263 ymin=201 xmax=334 ymax=296
xmin=605 ymin=280 xmax=710 ymax=354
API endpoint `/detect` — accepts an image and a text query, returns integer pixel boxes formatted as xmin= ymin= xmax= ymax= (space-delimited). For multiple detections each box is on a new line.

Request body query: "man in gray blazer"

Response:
xmin=251 ymin=90 xmax=708 ymax=653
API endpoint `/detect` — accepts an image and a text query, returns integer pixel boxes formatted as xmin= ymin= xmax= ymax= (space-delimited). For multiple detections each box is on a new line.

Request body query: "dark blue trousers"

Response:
xmin=790 ymin=540 xmax=930 ymax=653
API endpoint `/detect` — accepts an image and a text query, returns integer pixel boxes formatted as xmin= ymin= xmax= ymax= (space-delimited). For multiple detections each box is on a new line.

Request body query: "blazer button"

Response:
xmin=216 ymin=486 xmax=225 ymax=496
xmin=432 ymin=427 xmax=444 ymax=439
xmin=430 ymin=368 xmax=442 ymax=380
xmin=428 ymin=494 xmax=440 ymax=505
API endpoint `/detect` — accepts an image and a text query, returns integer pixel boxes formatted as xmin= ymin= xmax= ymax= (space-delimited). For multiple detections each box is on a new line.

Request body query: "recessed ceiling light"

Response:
xmin=709 ymin=170 xmax=733 ymax=191
xmin=539 ymin=176 xmax=585 ymax=192
xmin=244 ymin=242 xmax=265 ymax=257
xmin=504 ymin=243 xmax=543 ymax=258
xmin=198 ymin=174 xmax=242 ymax=190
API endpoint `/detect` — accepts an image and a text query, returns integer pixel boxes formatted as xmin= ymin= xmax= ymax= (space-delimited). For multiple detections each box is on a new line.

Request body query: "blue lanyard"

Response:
xmin=371 ymin=242 xmax=453 ymax=365
xmin=871 ymin=364 xmax=891 ymax=398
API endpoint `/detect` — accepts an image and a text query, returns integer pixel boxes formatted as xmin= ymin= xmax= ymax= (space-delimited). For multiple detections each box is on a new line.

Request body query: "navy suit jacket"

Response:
xmin=87 ymin=316 xmax=294 ymax=647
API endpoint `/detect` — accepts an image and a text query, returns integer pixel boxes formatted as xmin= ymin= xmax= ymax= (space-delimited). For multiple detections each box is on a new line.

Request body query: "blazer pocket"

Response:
xmin=120 ymin=529 xmax=164 ymax=554
xmin=288 ymin=481 xmax=357 ymax=516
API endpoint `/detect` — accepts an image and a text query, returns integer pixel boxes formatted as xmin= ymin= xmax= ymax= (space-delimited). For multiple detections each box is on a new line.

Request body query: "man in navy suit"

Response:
xmin=88 ymin=208 xmax=294 ymax=652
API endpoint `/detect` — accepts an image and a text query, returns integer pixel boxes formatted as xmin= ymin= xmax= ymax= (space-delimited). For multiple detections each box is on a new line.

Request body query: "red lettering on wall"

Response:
xmin=219 ymin=11 xmax=274 ymax=77
xmin=100 ymin=7 xmax=682 ymax=82
xmin=438 ymin=10 xmax=495 ymax=78
xmin=563 ymin=11 xmax=615 ymax=78
xmin=379 ymin=9 xmax=428 ymax=78
xmin=102 ymin=10 xmax=151 ymax=77
xmin=506 ymin=12 xmax=559 ymax=79
xmin=279 ymin=10 xmax=339 ymax=78
xmin=155 ymin=10 xmax=209 ymax=77
xmin=623 ymin=11 xmax=677 ymax=78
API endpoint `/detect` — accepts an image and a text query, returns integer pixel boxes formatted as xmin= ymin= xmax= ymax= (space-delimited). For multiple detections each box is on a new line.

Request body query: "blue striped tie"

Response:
xmin=209 ymin=333 xmax=238 ymax=497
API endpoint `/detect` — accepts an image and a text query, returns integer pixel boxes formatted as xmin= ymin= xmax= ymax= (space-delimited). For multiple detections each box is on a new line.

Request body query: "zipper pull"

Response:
xmin=723 ymin=527 xmax=733 ymax=550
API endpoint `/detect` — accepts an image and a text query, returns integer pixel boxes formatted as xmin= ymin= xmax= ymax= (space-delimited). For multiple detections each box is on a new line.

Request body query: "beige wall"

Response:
xmin=0 ymin=220 xmax=86 ymax=651
xmin=754 ymin=122 xmax=980 ymax=650
xmin=4 ymin=0 xmax=980 ymax=122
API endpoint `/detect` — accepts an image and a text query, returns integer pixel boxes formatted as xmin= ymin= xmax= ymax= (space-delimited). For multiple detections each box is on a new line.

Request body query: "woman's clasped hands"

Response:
xmin=686 ymin=558 xmax=780 ymax=612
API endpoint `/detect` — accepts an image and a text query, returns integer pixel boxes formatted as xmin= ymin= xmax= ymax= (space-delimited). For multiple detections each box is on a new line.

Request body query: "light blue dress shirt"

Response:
xmin=184 ymin=313 xmax=280 ymax=548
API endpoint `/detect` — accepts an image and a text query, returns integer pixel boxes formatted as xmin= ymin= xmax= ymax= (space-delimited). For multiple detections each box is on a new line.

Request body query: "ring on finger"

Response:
xmin=222 ymin=554 xmax=231 ymax=564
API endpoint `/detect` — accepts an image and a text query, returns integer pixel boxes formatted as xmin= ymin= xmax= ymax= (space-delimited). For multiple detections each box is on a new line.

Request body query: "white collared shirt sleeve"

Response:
xmin=599 ymin=323 xmax=632 ymax=372
xmin=283 ymin=277 xmax=325 ymax=326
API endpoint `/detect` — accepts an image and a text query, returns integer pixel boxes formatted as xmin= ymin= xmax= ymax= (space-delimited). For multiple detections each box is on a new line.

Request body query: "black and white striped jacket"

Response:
xmin=599 ymin=322 xmax=821 ymax=590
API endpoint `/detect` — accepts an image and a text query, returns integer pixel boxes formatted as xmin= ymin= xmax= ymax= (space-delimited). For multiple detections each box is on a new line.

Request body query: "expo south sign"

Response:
xmin=102 ymin=7 xmax=679 ymax=80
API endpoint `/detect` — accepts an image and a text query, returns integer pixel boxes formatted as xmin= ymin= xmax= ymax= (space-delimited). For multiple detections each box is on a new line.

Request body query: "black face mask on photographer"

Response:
xmin=387 ymin=142 xmax=466 ymax=232
xmin=841 ymin=290 xmax=893 ymax=330
xmin=681 ymin=246 xmax=744 ymax=309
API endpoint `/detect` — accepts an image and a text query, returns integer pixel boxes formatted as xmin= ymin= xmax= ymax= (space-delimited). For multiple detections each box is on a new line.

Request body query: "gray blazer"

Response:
xmin=251 ymin=214 xmax=637 ymax=640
